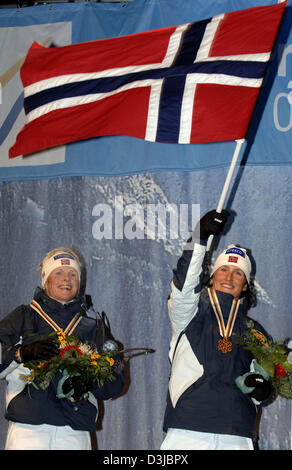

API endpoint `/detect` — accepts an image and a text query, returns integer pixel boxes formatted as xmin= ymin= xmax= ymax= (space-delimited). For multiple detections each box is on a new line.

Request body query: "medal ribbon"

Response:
xmin=207 ymin=288 xmax=240 ymax=352
xmin=30 ymin=299 xmax=82 ymax=335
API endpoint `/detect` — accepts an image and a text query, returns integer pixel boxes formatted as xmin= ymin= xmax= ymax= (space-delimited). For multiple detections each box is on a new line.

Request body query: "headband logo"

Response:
xmin=53 ymin=253 xmax=75 ymax=261
xmin=228 ymin=256 xmax=238 ymax=263
xmin=61 ymin=259 xmax=70 ymax=266
xmin=226 ymin=247 xmax=245 ymax=258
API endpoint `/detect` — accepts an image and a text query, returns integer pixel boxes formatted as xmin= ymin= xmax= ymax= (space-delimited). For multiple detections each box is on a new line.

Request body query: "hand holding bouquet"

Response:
xmin=238 ymin=321 xmax=292 ymax=399
xmin=21 ymin=330 xmax=118 ymax=396
xmin=20 ymin=330 xmax=154 ymax=400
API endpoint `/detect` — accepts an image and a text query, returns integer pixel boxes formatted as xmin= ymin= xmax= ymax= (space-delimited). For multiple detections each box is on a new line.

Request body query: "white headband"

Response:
xmin=211 ymin=245 xmax=251 ymax=284
xmin=41 ymin=252 xmax=81 ymax=287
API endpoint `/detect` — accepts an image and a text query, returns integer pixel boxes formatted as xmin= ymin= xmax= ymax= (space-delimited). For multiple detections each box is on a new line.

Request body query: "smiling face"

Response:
xmin=211 ymin=264 xmax=247 ymax=299
xmin=44 ymin=266 xmax=79 ymax=303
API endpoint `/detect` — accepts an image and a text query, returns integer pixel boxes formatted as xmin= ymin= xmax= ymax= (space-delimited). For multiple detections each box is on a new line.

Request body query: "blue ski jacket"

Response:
xmin=0 ymin=288 xmax=124 ymax=431
xmin=163 ymin=242 xmax=271 ymax=439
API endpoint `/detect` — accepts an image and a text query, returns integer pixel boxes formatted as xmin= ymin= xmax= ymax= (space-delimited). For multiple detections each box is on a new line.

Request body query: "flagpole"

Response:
xmin=206 ymin=138 xmax=245 ymax=252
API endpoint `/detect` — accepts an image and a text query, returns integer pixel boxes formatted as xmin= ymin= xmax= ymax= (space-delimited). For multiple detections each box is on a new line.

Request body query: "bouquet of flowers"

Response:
xmin=239 ymin=321 xmax=292 ymax=399
xmin=20 ymin=330 xmax=118 ymax=395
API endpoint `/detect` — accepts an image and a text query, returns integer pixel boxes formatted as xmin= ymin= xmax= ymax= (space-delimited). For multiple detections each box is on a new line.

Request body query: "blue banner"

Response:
xmin=0 ymin=0 xmax=292 ymax=181
xmin=0 ymin=0 xmax=291 ymax=181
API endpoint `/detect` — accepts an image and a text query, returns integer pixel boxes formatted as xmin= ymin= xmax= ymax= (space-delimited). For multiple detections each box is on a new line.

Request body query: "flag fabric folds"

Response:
xmin=9 ymin=2 xmax=286 ymax=159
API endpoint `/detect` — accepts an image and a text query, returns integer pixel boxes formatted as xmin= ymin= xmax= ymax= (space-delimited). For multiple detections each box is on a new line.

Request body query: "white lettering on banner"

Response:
xmin=274 ymin=44 xmax=292 ymax=132
xmin=274 ymin=92 xmax=292 ymax=131
xmin=278 ymin=44 xmax=292 ymax=77
xmin=288 ymin=80 xmax=292 ymax=105
xmin=92 ymin=197 xmax=200 ymax=245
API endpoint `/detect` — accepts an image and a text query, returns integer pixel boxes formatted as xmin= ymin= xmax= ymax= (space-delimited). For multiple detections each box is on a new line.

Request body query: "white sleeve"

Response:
xmin=168 ymin=242 xmax=206 ymax=339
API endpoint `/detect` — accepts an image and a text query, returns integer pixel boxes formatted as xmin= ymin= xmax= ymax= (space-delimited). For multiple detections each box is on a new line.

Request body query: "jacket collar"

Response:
xmin=33 ymin=286 xmax=86 ymax=315
xmin=201 ymin=287 xmax=248 ymax=318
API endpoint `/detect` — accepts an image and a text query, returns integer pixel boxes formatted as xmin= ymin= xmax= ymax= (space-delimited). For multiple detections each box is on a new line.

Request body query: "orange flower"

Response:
xmin=252 ymin=329 xmax=268 ymax=347
xmin=57 ymin=331 xmax=67 ymax=346
xmin=105 ymin=356 xmax=115 ymax=367
xmin=37 ymin=362 xmax=46 ymax=369
xmin=90 ymin=354 xmax=101 ymax=360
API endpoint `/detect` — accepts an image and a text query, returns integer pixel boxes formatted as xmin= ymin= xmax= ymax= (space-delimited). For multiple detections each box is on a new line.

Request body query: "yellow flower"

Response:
xmin=57 ymin=330 xmax=67 ymax=346
xmin=90 ymin=354 xmax=101 ymax=360
xmin=252 ymin=329 xmax=268 ymax=347
xmin=37 ymin=362 xmax=46 ymax=369
xmin=105 ymin=356 xmax=115 ymax=367
xmin=91 ymin=361 xmax=98 ymax=366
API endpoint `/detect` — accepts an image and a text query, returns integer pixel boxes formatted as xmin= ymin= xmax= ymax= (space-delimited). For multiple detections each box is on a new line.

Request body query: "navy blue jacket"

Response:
xmin=0 ymin=288 xmax=125 ymax=431
xmin=163 ymin=242 xmax=270 ymax=439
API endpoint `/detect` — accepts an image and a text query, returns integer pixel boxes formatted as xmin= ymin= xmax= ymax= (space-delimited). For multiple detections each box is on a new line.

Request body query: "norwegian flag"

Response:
xmin=9 ymin=1 xmax=286 ymax=158
xmin=61 ymin=259 xmax=70 ymax=266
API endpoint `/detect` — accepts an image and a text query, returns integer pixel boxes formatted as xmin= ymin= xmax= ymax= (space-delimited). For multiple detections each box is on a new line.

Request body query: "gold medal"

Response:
xmin=218 ymin=337 xmax=232 ymax=354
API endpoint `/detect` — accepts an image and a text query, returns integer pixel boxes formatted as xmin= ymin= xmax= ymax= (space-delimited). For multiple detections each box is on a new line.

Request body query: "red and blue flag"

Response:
xmin=9 ymin=1 xmax=286 ymax=158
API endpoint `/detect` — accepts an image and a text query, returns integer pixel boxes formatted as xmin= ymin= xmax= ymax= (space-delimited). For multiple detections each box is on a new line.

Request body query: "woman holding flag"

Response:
xmin=161 ymin=210 xmax=273 ymax=450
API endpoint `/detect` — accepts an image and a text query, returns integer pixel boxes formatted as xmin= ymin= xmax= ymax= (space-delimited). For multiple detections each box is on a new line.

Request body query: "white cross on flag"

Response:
xmin=9 ymin=1 xmax=286 ymax=159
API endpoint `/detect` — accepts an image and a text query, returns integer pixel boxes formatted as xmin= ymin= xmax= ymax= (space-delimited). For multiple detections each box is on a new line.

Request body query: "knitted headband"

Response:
xmin=211 ymin=244 xmax=251 ymax=284
xmin=41 ymin=252 xmax=81 ymax=287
